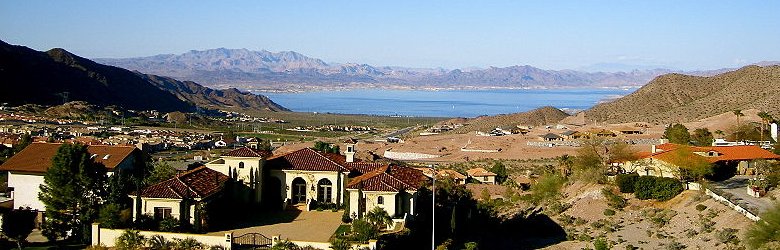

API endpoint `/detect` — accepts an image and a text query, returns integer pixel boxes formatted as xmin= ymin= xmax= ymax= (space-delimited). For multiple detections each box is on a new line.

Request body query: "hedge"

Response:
xmin=633 ymin=176 xmax=683 ymax=201
xmin=615 ymin=173 xmax=639 ymax=193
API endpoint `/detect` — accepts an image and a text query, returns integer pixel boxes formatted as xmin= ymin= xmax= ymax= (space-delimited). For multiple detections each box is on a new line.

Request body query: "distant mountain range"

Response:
xmin=99 ymin=48 xmax=754 ymax=91
xmin=584 ymin=65 xmax=780 ymax=123
xmin=0 ymin=40 xmax=288 ymax=113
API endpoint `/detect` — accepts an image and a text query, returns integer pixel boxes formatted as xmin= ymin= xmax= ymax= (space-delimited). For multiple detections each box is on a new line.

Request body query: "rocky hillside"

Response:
xmin=453 ymin=106 xmax=570 ymax=133
xmin=0 ymin=40 xmax=287 ymax=113
xmin=584 ymin=65 xmax=780 ymax=123
xmin=139 ymin=74 xmax=288 ymax=112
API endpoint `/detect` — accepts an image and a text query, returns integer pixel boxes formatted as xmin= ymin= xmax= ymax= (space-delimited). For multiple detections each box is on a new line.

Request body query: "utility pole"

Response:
xmin=430 ymin=164 xmax=436 ymax=250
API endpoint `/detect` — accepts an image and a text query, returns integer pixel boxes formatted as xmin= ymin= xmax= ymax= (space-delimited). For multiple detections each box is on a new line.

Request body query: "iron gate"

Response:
xmin=233 ymin=232 xmax=272 ymax=249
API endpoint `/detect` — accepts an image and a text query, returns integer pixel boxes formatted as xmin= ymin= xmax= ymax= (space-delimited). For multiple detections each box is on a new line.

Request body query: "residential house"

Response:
xmin=416 ymin=168 xmax=467 ymax=185
xmin=0 ymin=143 xmax=141 ymax=216
xmin=346 ymin=164 xmax=428 ymax=219
xmin=540 ymin=133 xmax=563 ymax=142
xmin=622 ymin=143 xmax=780 ymax=178
xmin=466 ymin=168 xmax=498 ymax=184
xmin=204 ymin=147 xmax=272 ymax=204
xmin=129 ymin=166 xmax=228 ymax=224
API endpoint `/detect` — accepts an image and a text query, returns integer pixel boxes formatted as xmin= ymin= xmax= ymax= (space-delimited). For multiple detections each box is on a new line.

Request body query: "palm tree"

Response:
xmin=734 ymin=110 xmax=745 ymax=141
xmin=758 ymin=112 xmax=773 ymax=142
xmin=715 ymin=130 xmax=725 ymax=139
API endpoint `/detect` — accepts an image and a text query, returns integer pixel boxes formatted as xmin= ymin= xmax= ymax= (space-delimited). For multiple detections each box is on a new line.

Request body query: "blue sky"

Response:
xmin=1 ymin=1 xmax=778 ymax=71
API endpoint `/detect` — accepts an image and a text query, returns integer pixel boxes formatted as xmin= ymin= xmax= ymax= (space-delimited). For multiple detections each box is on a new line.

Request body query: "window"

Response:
xmin=317 ymin=179 xmax=333 ymax=203
xmin=377 ymin=196 xmax=384 ymax=204
xmin=483 ymin=176 xmax=488 ymax=181
xmin=239 ymin=162 xmax=245 ymax=168
xmin=154 ymin=207 xmax=172 ymax=220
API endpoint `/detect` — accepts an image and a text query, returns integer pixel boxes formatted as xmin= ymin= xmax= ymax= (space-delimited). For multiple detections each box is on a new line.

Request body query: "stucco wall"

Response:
xmin=8 ymin=172 xmax=45 ymax=211
xmin=131 ymin=197 xmax=195 ymax=223
xmin=91 ymin=224 xmax=232 ymax=249
xmin=272 ymin=170 xmax=344 ymax=205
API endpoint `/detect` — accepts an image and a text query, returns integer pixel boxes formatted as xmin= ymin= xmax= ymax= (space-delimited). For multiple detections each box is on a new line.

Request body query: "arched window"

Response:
xmin=317 ymin=179 xmax=333 ymax=203
xmin=377 ymin=196 xmax=384 ymax=204
xmin=239 ymin=162 xmax=245 ymax=168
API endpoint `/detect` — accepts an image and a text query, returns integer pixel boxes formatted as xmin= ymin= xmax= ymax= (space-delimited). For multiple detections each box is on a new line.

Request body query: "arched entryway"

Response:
xmin=263 ymin=177 xmax=283 ymax=209
xmin=317 ymin=179 xmax=333 ymax=203
xmin=292 ymin=177 xmax=307 ymax=204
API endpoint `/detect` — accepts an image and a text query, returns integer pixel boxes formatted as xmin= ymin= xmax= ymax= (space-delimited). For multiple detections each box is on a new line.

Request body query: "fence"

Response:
xmin=686 ymin=183 xmax=761 ymax=222
xmin=271 ymin=236 xmax=378 ymax=250
xmin=91 ymin=223 xmax=232 ymax=249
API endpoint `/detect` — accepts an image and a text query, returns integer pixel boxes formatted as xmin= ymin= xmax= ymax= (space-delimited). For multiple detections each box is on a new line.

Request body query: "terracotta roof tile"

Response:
xmin=0 ymin=142 xmax=139 ymax=174
xmin=135 ymin=166 xmax=229 ymax=199
xmin=222 ymin=147 xmax=272 ymax=158
xmin=466 ymin=167 xmax=497 ymax=177
xmin=346 ymin=165 xmax=429 ymax=192
xmin=644 ymin=144 xmax=780 ymax=164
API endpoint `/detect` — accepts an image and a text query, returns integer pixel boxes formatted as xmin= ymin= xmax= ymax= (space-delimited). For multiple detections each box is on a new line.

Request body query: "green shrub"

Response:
xmin=464 ymin=241 xmax=479 ymax=250
xmin=616 ymin=173 xmax=639 ymax=193
xmin=115 ymin=230 xmax=145 ymax=250
xmin=593 ymin=237 xmax=609 ymax=250
xmin=159 ymin=217 xmax=181 ymax=232
xmin=171 ymin=237 xmax=203 ymax=250
xmin=634 ymin=176 xmax=683 ymax=201
xmin=695 ymin=204 xmax=707 ymax=211
xmin=148 ymin=235 xmax=170 ymax=250
xmin=602 ymin=187 xmax=627 ymax=210
xmin=351 ymin=219 xmax=378 ymax=242
xmin=99 ymin=203 xmax=124 ymax=229
xmin=604 ymin=209 xmax=616 ymax=216
xmin=329 ymin=237 xmax=351 ymax=250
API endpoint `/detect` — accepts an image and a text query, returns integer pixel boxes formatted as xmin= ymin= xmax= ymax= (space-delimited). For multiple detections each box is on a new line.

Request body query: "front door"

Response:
xmin=292 ymin=177 xmax=307 ymax=204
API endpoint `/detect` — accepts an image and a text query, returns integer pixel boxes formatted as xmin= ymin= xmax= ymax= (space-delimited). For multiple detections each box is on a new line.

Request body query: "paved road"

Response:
xmin=384 ymin=126 xmax=417 ymax=138
xmin=712 ymin=175 xmax=774 ymax=214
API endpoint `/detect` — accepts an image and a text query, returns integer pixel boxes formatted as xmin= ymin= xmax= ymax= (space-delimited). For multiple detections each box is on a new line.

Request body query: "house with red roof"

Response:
xmin=129 ymin=166 xmax=229 ymax=225
xmin=622 ymin=143 xmax=780 ymax=179
xmin=346 ymin=164 xmax=428 ymax=219
xmin=0 ymin=142 xmax=142 ymax=212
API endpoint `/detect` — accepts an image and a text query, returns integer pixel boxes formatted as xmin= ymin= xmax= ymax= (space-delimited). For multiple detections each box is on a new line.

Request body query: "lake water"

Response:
xmin=257 ymin=88 xmax=634 ymax=118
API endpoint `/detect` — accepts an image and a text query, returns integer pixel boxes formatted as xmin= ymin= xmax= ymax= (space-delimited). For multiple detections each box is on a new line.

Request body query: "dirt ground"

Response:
xmin=542 ymin=183 xmax=754 ymax=250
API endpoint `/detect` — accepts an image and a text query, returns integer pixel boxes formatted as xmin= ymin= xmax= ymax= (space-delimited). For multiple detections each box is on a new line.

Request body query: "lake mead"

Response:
xmin=257 ymin=88 xmax=634 ymax=118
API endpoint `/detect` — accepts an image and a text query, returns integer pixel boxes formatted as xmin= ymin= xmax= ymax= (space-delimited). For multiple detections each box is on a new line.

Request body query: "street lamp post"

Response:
xmin=430 ymin=164 xmax=436 ymax=250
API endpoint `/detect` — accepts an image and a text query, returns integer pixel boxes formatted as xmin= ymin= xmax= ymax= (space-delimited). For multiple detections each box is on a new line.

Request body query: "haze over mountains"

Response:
xmin=0 ymin=40 xmax=288 ymax=113
xmin=96 ymin=48 xmax=710 ymax=91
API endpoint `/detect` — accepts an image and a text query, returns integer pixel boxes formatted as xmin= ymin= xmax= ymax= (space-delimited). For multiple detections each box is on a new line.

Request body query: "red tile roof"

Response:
xmin=346 ymin=165 xmax=429 ymax=192
xmin=466 ymin=168 xmax=497 ymax=177
xmin=0 ymin=142 xmax=139 ymax=174
xmin=135 ymin=166 xmax=229 ymax=200
xmin=645 ymin=144 xmax=780 ymax=164
xmin=267 ymin=148 xmax=384 ymax=173
xmin=222 ymin=147 xmax=272 ymax=158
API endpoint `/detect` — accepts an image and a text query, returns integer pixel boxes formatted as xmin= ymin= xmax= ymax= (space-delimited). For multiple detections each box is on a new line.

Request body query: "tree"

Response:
xmin=13 ymin=133 xmax=32 ymax=154
xmin=574 ymin=138 xmax=636 ymax=183
xmin=489 ymin=161 xmax=508 ymax=184
xmin=690 ymin=128 xmax=714 ymax=146
xmin=734 ymin=110 xmax=745 ymax=140
xmin=667 ymin=146 xmax=713 ymax=181
xmin=313 ymin=141 xmax=340 ymax=153
xmin=38 ymin=143 xmax=107 ymax=242
xmin=664 ymin=123 xmax=690 ymax=144
xmin=746 ymin=203 xmax=780 ymax=249
xmin=759 ymin=112 xmax=773 ymax=142
xmin=145 ymin=161 xmax=177 ymax=185
xmin=364 ymin=206 xmax=391 ymax=229
xmin=714 ymin=130 xmax=725 ymax=139
xmin=2 ymin=207 xmax=37 ymax=250
xmin=556 ymin=154 xmax=574 ymax=176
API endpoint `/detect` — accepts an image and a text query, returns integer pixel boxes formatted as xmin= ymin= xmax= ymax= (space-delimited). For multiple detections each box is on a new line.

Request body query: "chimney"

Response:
xmin=344 ymin=139 xmax=356 ymax=163
xmin=651 ymin=144 xmax=657 ymax=154
xmin=772 ymin=123 xmax=778 ymax=142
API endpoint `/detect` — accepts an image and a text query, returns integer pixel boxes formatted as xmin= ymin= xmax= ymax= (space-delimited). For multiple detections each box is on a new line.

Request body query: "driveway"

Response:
xmin=712 ymin=175 xmax=774 ymax=214
xmin=209 ymin=208 xmax=344 ymax=242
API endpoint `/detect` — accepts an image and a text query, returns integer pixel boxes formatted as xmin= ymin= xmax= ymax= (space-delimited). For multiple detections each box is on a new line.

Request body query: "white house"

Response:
xmin=129 ymin=166 xmax=228 ymax=224
xmin=346 ymin=164 xmax=428 ymax=219
xmin=0 ymin=142 xmax=141 ymax=220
